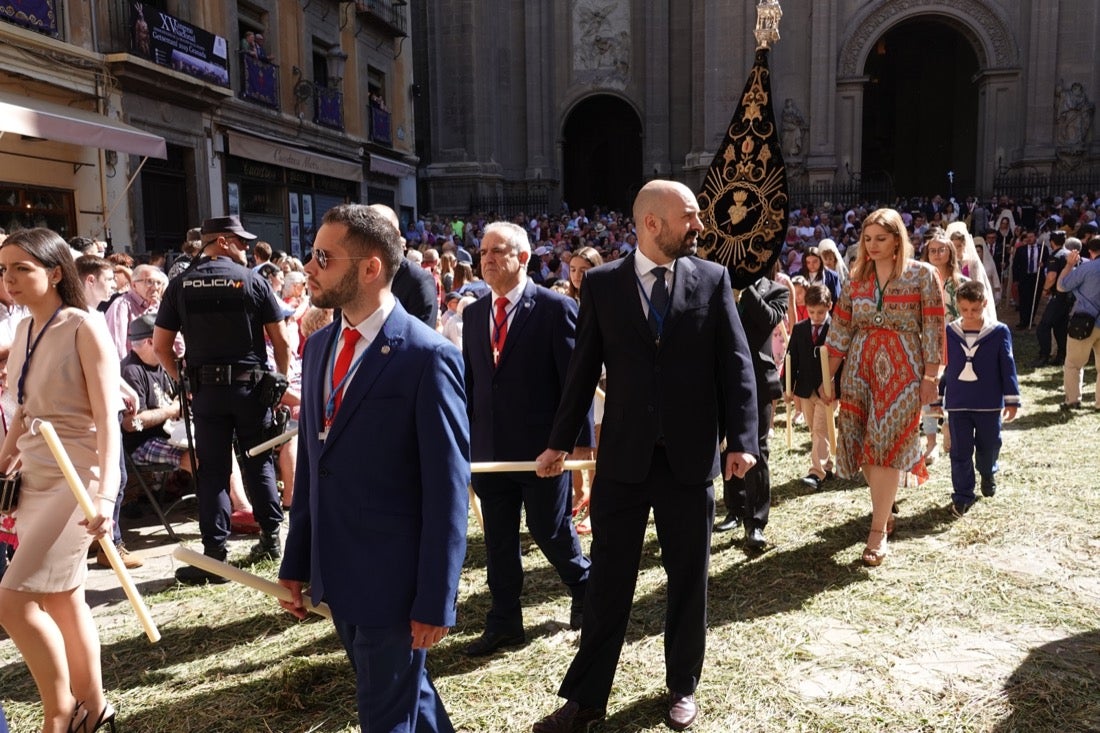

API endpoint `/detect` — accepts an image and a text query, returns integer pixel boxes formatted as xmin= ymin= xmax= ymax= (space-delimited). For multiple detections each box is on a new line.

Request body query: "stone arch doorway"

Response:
xmin=562 ymin=95 xmax=642 ymax=214
xmin=861 ymin=17 xmax=980 ymax=198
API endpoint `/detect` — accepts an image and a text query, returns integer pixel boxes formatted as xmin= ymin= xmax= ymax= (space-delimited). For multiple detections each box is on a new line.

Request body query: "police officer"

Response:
xmin=154 ymin=215 xmax=291 ymax=584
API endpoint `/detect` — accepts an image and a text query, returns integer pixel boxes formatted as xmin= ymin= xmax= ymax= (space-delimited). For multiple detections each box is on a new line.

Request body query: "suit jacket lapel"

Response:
xmin=322 ymin=306 xmax=407 ymax=445
xmin=308 ymin=323 xmax=338 ymax=438
xmin=617 ymin=253 xmax=653 ymax=345
xmin=497 ymin=280 xmax=537 ymax=368
xmin=667 ymin=256 xmax=699 ymax=328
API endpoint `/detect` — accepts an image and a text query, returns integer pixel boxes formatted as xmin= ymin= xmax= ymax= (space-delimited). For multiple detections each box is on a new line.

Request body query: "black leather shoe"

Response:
xmin=464 ymin=629 xmax=525 ymax=656
xmin=1030 ymin=356 xmax=1050 ymax=368
xmin=714 ymin=515 xmax=741 ymax=532
xmin=667 ymin=691 xmax=698 ymax=730
xmin=800 ymin=474 xmax=821 ymax=490
xmin=532 ymin=700 xmax=606 ymax=733
xmin=744 ymin=526 xmax=767 ymax=551
xmin=980 ymin=475 xmax=997 ymax=497
xmin=175 ymin=548 xmax=229 ymax=585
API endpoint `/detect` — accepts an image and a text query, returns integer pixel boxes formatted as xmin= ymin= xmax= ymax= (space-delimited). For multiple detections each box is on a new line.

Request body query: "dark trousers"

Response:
xmin=722 ymin=398 xmax=772 ymax=530
xmin=191 ymin=382 xmax=281 ymax=554
xmin=559 ymin=446 xmax=714 ymax=709
xmin=333 ymin=618 xmax=455 ymax=733
xmin=1037 ymin=293 xmax=1072 ymax=358
xmin=112 ymin=443 xmax=126 ymax=546
xmin=472 ymin=471 xmax=589 ymax=634
xmin=1018 ymin=273 xmax=1039 ymax=326
xmin=948 ymin=411 xmax=1002 ymax=505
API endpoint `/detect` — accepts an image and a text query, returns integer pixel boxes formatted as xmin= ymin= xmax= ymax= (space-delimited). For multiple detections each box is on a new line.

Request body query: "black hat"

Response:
xmin=1050 ymin=229 xmax=1066 ymax=242
xmin=201 ymin=215 xmax=257 ymax=240
xmin=128 ymin=313 xmax=157 ymax=342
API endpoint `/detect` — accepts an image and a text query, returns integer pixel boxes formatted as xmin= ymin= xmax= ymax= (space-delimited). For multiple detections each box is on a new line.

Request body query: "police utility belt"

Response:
xmin=190 ymin=363 xmax=266 ymax=386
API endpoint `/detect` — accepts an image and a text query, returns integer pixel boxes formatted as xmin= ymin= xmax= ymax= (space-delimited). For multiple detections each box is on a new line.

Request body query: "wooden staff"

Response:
xmin=173 ymin=545 xmax=332 ymax=620
xmin=35 ymin=420 xmax=161 ymax=643
xmin=784 ymin=353 xmax=793 ymax=449
xmin=245 ymin=427 xmax=298 ymax=457
xmin=471 ymin=460 xmax=595 ymax=474
xmin=818 ymin=347 xmax=838 ymax=456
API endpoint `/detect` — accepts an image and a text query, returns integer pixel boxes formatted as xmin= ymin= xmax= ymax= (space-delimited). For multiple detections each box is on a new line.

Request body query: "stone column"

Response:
xmin=806 ymin=0 xmax=838 ymax=183
xmin=1021 ymin=0 xmax=1059 ymax=165
xmin=975 ymin=69 xmax=1022 ymax=195
xmin=834 ymin=77 xmax=867 ymax=182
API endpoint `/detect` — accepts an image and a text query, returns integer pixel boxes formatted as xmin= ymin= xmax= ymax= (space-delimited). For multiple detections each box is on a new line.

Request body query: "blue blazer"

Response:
xmin=462 ymin=279 xmax=593 ymax=461
xmin=548 ymin=253 xmax=758 ymax=484
xmin=279 ymin=300 xmax=471 ymax=629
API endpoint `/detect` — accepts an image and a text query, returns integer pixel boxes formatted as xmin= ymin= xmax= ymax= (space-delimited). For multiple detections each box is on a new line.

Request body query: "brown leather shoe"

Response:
xmin=96 ymin=543 xmax=144 ymax=570
xmin=667 ymin=691 xmax=697 ymax=730
xmin=532 ymin=700 xmax=605 ymax=732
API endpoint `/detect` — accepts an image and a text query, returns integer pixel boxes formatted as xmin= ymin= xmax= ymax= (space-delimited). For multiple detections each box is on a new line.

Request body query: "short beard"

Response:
xmin=310 ymin=265 xmax=361 ymax=310
xmin=655 ymin=222 xmax=698 ymax=260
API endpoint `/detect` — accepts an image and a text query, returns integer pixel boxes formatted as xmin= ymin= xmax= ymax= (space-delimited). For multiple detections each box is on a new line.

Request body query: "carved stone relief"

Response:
xmin=573 ymin=0 xmax=630 ymax=86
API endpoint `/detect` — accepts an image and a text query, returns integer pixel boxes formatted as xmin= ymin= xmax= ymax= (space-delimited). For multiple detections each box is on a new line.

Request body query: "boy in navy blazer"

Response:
xmin=279 ymin=204 xmax=470 ymax=733
xmin=786 ymin=284 xmax=840 ymax=490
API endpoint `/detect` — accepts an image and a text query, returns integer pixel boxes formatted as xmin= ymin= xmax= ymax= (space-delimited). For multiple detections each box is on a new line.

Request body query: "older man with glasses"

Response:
xmin=155 ymin=215 xmax=291 ymax=583
xmin=103 ymin=262 xmax=168 ymax=359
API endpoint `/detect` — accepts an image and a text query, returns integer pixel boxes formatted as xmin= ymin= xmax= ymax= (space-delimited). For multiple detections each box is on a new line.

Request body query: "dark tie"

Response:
xmin=648 ymin=266 xmax=668 ymax=340
xmin=332 ymin=327 xmax=361 ymax=415
xmin=812 ymin=324 xmax=821 ymax=345
xmin=492 ymin=297 xmax=509 ymax=366
xmin=1029 ymin=245 xmax=1036 ymax=274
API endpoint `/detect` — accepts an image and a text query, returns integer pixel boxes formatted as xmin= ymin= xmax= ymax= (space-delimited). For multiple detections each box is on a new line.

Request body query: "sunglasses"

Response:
xmin=312 ymin=248 xmax=372 ymax=270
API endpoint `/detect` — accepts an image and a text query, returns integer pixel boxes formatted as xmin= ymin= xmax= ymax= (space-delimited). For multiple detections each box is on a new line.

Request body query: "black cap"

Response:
xmin=128 ymin=313 xmax=156 ymax=342
xmin=1050 ymin=229 xmax=1066 ymax=242
xmin=201 ymin=215 xmax=257 ymax=240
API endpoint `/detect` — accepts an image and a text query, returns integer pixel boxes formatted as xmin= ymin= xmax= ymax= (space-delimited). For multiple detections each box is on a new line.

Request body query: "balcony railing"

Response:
xmin=355 ymin=0 xmax=408 ymax=37
xmin=315 ymin=86 xmax=344 ymax=130
xmin=369 ymin=106 xmax=392 ymax=146
xmin=240 ymin=51 xmax=280 ymax=109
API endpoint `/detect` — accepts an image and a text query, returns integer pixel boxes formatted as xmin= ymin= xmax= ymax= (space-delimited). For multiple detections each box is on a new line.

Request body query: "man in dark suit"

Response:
xmin=1012 ymin=227 xmax=1045 ymax=329
xmin=278 ymin=204 xmax=470 ymax=733
xmin=371 ymin=203 xmax=440 ymax=327
xmin=462 ymin=221 xmax=592 ymax=656
xmin=533 ymin=180 xmax=759 ymax=732
xmin=713 ymin=273 xmax=787 ymax=549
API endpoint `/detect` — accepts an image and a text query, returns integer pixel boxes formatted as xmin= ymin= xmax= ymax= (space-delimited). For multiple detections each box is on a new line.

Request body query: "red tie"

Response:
xmin=492 ymin=297 xmax=509 ymax=366
xmin=812 ymin=324 xmax=821 ymax=345
xmin=332 ymin=327 xmax=361 ymax=415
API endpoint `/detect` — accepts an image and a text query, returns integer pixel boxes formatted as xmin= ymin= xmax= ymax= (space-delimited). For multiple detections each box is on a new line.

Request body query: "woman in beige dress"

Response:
xmin=0 ymin=229 xmax=121 ymax=733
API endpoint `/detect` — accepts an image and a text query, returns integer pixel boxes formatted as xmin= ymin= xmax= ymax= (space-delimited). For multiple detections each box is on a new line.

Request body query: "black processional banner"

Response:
xmin=130 ymin=3 xmax=229 ymax=88
xmin=0 ymin=0 xmax=58 ymax=36
xmin=697 ymin=48 xmax=789 ymax=290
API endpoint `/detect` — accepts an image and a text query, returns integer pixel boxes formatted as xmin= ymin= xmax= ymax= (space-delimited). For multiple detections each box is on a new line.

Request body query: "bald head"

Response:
xmin=633 ymin=179 xmax=703 ymax=264
xmin=369 ymin=203 xmax=406 ymax=251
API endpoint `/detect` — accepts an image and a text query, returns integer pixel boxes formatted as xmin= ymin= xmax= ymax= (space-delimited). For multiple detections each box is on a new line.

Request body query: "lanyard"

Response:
xmin=323 ymin=327 xmax=371 ymax=429
xmin=18 ymin=306 xmax=62 ymax=406
xmin=636 ymin=269 xmax=674 ymax=342
xmin=490 ymin=297 xmax=522 ymax=348
xmin=874 ymin=274 xmax=890 ymax=312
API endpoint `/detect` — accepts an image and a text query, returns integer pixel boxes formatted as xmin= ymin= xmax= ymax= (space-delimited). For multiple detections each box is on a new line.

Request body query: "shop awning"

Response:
xmin=0 ymin=91 xmax=167 ymax=159
xmin=227 ymin=131 xmax=364 ymax=182
xmin=369 ymin=153 xmax=416 ymax=179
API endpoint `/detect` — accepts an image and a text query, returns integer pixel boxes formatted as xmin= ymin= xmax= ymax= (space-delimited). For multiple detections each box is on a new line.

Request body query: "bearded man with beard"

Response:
xmin=532 ymin=180 xmax=759 ymax=732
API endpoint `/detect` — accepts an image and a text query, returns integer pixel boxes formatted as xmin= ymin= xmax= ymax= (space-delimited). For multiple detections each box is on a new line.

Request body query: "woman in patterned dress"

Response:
xmin=825 ymin=209 xmax=946 ymax=566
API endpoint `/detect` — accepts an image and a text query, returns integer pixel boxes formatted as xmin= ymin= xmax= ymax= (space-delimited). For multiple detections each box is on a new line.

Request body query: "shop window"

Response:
xmin=240 ymin=180 xmax=283 ymax=216
xmin=367 ymin=67 xmax=391 ymax=145
xmin=0 ymin=185 xmax=76 ymax=238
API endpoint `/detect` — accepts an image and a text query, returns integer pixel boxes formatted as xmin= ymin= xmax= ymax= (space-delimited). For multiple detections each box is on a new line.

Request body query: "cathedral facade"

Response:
xmin=413 ymin=0 xmax=1099 ymax=214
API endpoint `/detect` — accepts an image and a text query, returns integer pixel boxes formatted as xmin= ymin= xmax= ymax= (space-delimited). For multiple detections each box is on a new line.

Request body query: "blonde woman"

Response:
xmin=825 ymin=209 xmax=946 ymax=566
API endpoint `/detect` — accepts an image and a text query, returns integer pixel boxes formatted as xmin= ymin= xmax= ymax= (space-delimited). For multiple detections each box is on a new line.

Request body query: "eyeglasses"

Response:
xmin=312 ymin=248 xmax=372 ymax=270
xmin=478 ymin=245 xmax=516 ymax=259
xmin=133 ymin=278 xmax=166 ymax=288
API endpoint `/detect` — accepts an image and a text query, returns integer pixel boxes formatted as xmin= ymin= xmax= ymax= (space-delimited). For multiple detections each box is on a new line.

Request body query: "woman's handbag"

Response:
xmin=1068 ymin=312 xmax=1095 ymax=340
xmin=0 ymin=471 xmax=21 ymax=514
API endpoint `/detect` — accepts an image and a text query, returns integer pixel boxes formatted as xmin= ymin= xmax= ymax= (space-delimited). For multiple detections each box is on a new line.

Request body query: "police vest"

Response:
xmin=176 ymin=257 xmax=261 ymax=366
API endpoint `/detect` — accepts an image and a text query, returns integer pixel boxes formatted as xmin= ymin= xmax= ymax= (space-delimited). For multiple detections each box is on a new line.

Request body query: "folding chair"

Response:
xmin=124 ymin=452 xmax=195 ymax=540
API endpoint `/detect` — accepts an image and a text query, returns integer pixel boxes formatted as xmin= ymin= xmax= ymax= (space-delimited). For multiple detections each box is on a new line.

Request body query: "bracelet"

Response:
xmin=922 ymin=375 xmax=939 ymax=383
xmin=94 ymin=494 xmax=117 ymax=503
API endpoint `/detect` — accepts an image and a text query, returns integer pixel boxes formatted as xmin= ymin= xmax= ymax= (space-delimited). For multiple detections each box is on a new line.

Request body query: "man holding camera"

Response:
xmin=154 ymin=215 xmax=291 ymax=584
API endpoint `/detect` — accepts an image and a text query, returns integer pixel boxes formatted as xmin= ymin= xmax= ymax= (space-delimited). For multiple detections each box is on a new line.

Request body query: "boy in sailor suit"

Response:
xmin=941 ymin=280 xmax=1021 ymax=516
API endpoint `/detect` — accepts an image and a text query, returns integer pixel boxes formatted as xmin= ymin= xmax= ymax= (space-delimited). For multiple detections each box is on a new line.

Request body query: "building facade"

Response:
xmin=0 ymin=0 xmax=418 ymax=253
xmin=413 ymin=0 xmax=1100 ymax=215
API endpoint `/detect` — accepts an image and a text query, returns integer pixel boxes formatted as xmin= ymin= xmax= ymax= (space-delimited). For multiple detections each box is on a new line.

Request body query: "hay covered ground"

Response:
xmin=2 ymin=330 xmax=1099 ymax=732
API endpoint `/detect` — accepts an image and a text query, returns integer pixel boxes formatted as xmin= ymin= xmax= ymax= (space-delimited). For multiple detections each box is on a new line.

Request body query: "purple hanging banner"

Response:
xmin=0 ymin=0 xmax=58 ymax=36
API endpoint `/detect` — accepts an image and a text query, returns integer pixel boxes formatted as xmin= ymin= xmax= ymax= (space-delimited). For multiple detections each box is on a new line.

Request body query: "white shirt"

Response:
xmin=322 ymin=292 xmax=396 ymax=403
xmin=633 ymin=248 xmax=677 ymax=318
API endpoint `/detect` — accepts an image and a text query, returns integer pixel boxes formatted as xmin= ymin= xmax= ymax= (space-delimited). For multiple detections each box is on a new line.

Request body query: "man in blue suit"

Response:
xmin=534 ymin=180 xmax=758 ymax=731
xmin=462 ymin=221 xmax=592 ymax=656
xmin=278 ymin=204 xmax=470 ymax=733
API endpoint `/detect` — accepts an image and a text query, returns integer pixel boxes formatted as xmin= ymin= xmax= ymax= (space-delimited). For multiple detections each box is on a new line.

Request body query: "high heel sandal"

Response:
xmin=861 ymin=529 xmax=888 ymax=567
xmin=69 ymin=701 xmax=117 ymax=733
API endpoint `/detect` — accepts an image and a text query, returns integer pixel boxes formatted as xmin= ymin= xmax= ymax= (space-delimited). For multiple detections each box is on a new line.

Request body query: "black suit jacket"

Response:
xmin=391 ymin=259 xmax=439 ymax=327
xmin=787 ymin=317 xmax=840 ymax=399
xmin=463 ymin=279 xmax=593 ymax=461
xmin=1012 ymin=241 xmax=1047 ymax=282
xmin=737 ymin=277 xmax=789 ymax=401
xmin=548 ymin=253 xmax=758 ymax=484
